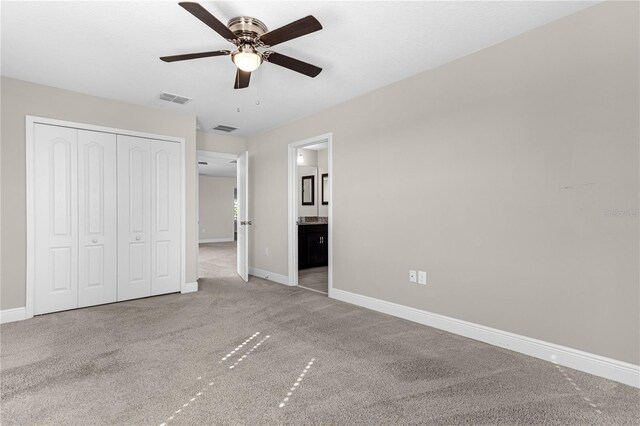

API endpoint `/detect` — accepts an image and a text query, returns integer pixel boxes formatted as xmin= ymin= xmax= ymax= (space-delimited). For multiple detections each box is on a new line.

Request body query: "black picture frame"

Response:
xmin=301 ymin=175 xmax=315 ymax=205
xmin=321 ymin=173 xmax=329 ymax=205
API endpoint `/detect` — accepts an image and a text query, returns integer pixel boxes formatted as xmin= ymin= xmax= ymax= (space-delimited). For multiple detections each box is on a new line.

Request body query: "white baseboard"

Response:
xmin=199 ymin=238 xmax=234 ymax=244
xmin=249 ymin=267 xmax=290 ymax=286
xmin=2 ymin=284 xmax=200 ymax=323
xmin=181 ymin=281 xmax=198 ymax=294
xmin=1 ymin=307 xmax=27 ymax=324
xmin=331 ymin=288 xmax=640 ymax=388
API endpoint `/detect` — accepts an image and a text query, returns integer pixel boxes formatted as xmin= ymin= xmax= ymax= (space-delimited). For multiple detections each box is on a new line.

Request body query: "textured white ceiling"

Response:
xmin=198 ymin=153 xmax=237 ymax=177
xmin=1 ymin=1 xmax=599 ymax=137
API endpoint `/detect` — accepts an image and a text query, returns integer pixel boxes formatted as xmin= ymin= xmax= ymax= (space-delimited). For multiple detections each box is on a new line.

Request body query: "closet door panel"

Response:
xmin=150 ymin=140 xmax=181 ymax=295
xmin=34 ymin=124 xmax=78 ymax=314
xmin=77 ymin=130 xmax=117 ymax=308
xmin=117 ymin=135 xmax=152 ymax=301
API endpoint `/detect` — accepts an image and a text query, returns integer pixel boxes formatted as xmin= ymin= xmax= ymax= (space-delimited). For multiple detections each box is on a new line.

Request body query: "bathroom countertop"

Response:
xmin=297 ymin=217 xmax=328 ymax=225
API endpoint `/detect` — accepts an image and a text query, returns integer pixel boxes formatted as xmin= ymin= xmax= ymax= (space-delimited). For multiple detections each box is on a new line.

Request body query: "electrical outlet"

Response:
xmin=409 ymin=270 xmax=417 ymax=283
xmin=264 ymin=247 xmax=269 ymax=256
xmin=418 ymin=271 xmax=427 ymax=285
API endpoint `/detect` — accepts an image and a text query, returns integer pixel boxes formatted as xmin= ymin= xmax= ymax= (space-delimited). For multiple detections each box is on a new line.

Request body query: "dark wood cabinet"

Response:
xmin=298 ymin=224 xmax=328 ymax=269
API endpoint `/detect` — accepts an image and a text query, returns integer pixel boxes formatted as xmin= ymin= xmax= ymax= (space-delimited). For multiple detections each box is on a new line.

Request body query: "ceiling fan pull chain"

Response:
xmin=255 ymin=68 xmax=261 ymax=106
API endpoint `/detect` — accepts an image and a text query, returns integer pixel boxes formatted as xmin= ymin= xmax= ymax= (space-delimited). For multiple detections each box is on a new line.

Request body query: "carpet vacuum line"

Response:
xmin=554 ymin=364 xmax=602 ymax=414
xmin=158 ymin=331 xmax=269 ymax=426
xmin=278 ymin=358 xmax=316 ymax=409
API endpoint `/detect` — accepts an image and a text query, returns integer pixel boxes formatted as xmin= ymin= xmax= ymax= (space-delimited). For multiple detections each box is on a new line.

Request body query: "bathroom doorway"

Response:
xmin=288 ymin=134 xmax=333 ymax=295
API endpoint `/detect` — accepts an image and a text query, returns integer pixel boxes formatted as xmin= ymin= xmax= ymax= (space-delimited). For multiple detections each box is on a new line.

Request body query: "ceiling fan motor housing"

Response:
xmin=227 ymin=16 xmax=268 ymax=42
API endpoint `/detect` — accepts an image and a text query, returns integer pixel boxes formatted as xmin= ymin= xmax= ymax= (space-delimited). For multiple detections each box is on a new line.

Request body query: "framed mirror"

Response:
xmin=301 ymin=175 xmax=315 ymax=205
xmin=321 ymin=173 xmax=329 ymax=205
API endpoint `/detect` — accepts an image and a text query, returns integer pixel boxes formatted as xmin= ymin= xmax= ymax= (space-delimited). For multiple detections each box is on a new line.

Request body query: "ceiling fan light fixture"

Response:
xmin=232 ymin=45 xmax=262 ymax=72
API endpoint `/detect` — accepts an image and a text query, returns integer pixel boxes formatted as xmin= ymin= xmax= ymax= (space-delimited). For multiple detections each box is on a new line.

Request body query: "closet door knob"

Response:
xmin=92 ymin=239 xmax=98 ymax=244
xmin=136 ymin=236 xmax=141 ymax=241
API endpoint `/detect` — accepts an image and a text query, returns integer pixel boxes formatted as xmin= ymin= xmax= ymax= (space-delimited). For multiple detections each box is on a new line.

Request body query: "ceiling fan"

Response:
xmin=160 ymin=2 xmax=323 ymax=89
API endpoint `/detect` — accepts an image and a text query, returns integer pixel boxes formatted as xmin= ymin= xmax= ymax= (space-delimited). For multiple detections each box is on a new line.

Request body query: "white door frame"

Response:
xmin=287 ymin=133 xmax=333 ymax=296
xmin=195 ymin=149 xmax=239 ymax=280
xmin=25 ymin=115 xmax=188 ymax=319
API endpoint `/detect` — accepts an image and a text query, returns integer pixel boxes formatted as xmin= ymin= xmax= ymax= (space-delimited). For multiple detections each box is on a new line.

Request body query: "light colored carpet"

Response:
xmin=298 ymin=266 xmax=328 ymax=294
xmin=1 ymin=242 xmax=638 ymax=425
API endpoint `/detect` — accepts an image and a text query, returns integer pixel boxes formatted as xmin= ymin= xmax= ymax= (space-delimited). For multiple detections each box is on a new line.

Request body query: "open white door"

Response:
xmin=237 ymin=151 xmax=249 ymax=282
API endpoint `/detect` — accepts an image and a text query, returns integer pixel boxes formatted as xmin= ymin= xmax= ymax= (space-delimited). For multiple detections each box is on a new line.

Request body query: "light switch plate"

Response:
xmin=409 ymin=270 xmax=417 ymax=283
xmin=418 ymin=271 xmax=427 ymax=285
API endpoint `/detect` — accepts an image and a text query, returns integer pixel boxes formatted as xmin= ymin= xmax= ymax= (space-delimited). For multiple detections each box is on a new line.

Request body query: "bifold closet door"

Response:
xmin=77 ymin=130 xmax=117 ymax=308
xmin=150 ymin=140 xmax=181 ymax=295
xmin=34 ymin=125 xmax=118 ymax=314
xmin=34 ymin=124 xmax=79 ymax=314
xmin=117 ymin=136 xmax=180 ymax=300
xmin=117 ymin=135 xmax=152 ymax=301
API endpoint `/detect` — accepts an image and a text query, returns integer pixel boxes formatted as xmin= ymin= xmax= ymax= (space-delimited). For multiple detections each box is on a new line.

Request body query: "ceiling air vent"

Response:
xmin=212 ymin=125 xmax=237 ymax=133
xmin=159 ymin=91 xmax=192 ymax=105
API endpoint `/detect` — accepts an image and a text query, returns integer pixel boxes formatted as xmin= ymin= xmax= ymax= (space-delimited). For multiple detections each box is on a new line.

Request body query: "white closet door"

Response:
xmin=34 ymin=124 xmax=78 ymax=314
xmin=77 ymin=130 xmax=117 ymax=308
xmin=117 ymin=135 xmax=152 ymax=301
xmin=150 ymin=140 xmax=181 ymax=295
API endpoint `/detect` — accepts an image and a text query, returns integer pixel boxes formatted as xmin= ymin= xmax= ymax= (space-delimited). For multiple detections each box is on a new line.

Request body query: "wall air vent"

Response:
xmin=212 ymin=125 xmax=237 ymax=133
xmin=159 ymin=91 xmax=192 ymax=105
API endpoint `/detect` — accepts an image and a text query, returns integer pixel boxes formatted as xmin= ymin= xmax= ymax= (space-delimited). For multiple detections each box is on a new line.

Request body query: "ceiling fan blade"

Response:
xmin=234 ymin=70 xmax=251 ymax=89
xmin=179 ymin=2 xmax=237 ymax=41
xmin=259 ymin=15 xmax=322 ymax=47
xmin=265 ymin=52 xmax=322 ymax=78
xmin=160 ymin=50 xmax=230 ymax=62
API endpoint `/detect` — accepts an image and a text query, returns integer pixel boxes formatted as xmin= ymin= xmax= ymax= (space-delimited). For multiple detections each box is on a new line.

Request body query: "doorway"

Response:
xmin=197 ymin=150 xmax=249 ymax=282
xmin=288 ymin=134 xmax=333 ymax=296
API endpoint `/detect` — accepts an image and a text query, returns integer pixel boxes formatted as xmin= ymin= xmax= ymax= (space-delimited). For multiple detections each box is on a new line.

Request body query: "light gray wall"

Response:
xmin=198 ymin=176 xmax=235 ymax=241
xmin=298 ymin=165 xmax=318 ymax=217
xmin=197 ymin=130 xmax=246 ymax=154
xmin=247 ymin=2 xmax=639 ymax=364
xmin=297 ymin=148 xmax=318 ymax=217
xmin=317 ymin=148 xmax=328 ymax=170
xmin=297 ymin=148 xmax=317 ymax=167
xmin=0 ymin=77 xmax=198 ymax=310
xmin=317 ymin=149 xmax=329 ymax=217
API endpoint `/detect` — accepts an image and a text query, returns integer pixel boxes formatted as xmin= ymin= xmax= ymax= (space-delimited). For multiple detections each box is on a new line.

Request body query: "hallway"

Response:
xmin=198 ymin=241 xmax=238 ymax=279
